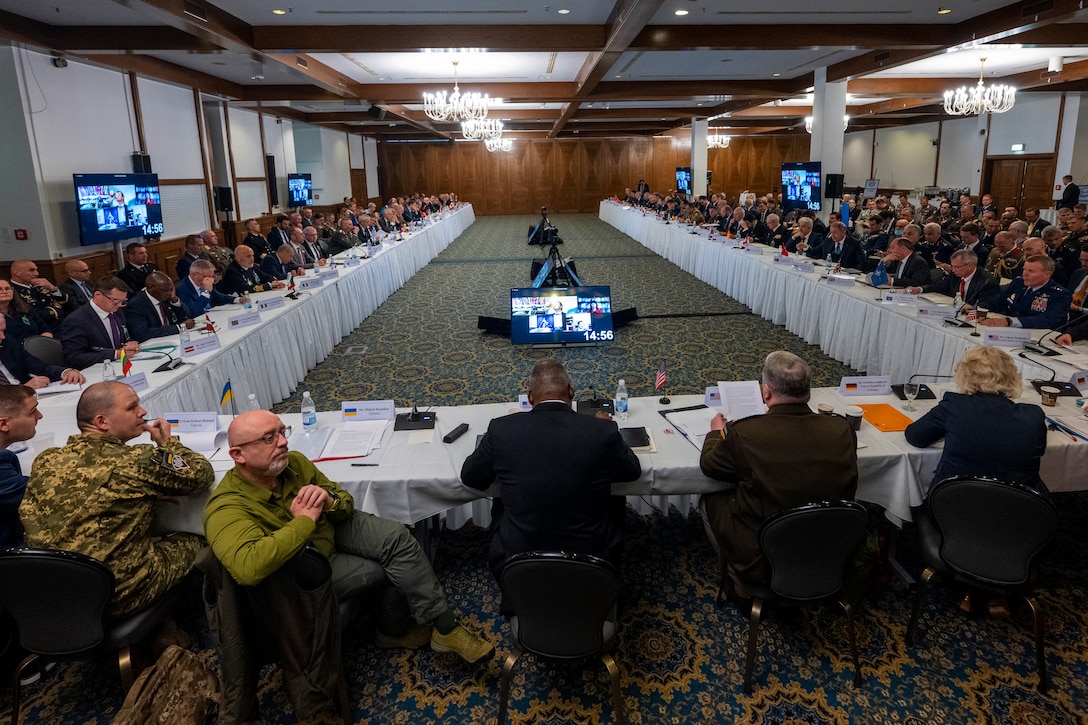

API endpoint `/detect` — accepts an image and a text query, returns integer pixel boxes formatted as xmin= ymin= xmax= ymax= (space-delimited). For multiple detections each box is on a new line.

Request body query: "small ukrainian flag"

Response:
xmin=220 ymin=381 xmax=234 ymax=406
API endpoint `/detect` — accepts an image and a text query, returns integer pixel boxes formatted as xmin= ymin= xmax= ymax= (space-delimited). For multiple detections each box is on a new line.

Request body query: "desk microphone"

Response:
xmin=1023 ymin=315 xmax=1086 ymax=357
xmin=908 ymin=374 xmax=955 ymax=382
xmin=152 ymin=350 xmax=187 ymax=373
xmin=1018 ymin=352 xmax=1058 ymax=382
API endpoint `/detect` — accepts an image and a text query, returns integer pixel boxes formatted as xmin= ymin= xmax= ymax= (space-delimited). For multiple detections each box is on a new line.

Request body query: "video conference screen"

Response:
xmin=73 ymin=173 xmax=163 ymax=246
xmin=510 ymin=286 xmax=614 ymax=345
xmin=287 ymin=173 xmax=313 ymax=206
xmin=781 ymin=161 xmax=822 ymax=212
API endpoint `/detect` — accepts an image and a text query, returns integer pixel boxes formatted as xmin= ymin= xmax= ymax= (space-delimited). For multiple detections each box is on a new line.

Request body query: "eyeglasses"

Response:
xmin=103 ymin=295 xmax=128 ymax=307
xmin=235 ymin=426 xmax=292 ymax=447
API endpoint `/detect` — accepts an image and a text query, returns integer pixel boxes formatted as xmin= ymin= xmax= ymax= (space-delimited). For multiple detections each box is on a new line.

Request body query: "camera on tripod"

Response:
xmin=527 ymin=207 xmax=561 ymax=246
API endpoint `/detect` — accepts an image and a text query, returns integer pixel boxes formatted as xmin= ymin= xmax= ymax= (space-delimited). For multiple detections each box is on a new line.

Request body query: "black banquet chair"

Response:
xmin=498 ymin=551 xmax=625 ymax=725
xmin=21 ymin=336 xmax=64 ymax=368
xmin=732 ymin=500 xmax=869 ymax=693
xmin=905 ymin=476 xmax=1058 ymax=692
xmin=0 ymin=547 xmax=183 ymax=725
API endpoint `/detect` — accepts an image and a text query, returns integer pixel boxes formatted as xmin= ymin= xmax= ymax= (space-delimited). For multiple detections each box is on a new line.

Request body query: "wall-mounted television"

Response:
xmin=675 ymin=167 xmax=692 ymax=195
xmin=780 ymin=161 xmax=822 ymax=213
xmin=510 ymin=286 xmax=614 ymax=345
xmin=73 ymin=173 xmax=163 ymax=246
xmin=287 ymin=173 xmax=313 ymax=206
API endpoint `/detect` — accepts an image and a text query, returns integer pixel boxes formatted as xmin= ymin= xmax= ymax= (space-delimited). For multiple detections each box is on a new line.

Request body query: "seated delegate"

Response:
xmin=904 ymin=346 xmax=1046 ymax=492
xmin=976 ymin=255 xmax=1071 ymax=329
xmin=177 ymin=260 xmax=247 ymax=318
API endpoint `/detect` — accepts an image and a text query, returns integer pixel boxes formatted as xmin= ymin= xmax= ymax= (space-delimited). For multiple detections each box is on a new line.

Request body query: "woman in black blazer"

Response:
xmin=905 ymin=346 xmax=1047 ymax=493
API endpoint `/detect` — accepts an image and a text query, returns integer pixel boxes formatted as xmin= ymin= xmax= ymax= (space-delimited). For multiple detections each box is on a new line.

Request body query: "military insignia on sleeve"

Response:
xmin=158 ymin=450 xmax=191 ymax=471
xmin=253 ymin=285 xmax=264 ymax=293
xmin=1031 ymin=295 xmax=1049 ymax=312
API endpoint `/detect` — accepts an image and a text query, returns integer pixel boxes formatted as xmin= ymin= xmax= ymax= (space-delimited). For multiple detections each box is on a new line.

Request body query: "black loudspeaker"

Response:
xmin=612 ymin=307 xmax=638 ymax=329
xmin=131 ymin=153 xmax=152 ymax=173
xmin=825 ymin=173 xmax=845 ymax=199
xmin=266 ymin=155 xmax=278 ymax=207
xmin=477 ymin=316 xmax=511 ymax=336
xmin=367 ymin=104 xmax=386 ymax=120
xmin=213 ymin=186 xmax=234 ymax=212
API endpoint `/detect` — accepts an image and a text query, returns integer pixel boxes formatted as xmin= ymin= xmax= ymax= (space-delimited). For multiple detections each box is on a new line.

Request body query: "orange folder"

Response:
xmin=856 ymin=403 xmax=914 ymax=433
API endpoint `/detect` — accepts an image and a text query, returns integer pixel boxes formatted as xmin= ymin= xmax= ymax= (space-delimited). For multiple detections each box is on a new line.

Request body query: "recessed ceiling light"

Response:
xmin=614 ymin=74 xmax=622 ymax=78
xmin=675 ymin=9 xmax=689 ymax=16
xmin=272 ymin=9 xmax=287 ymax=15
xmin=772 ymin=73 xmax=781 ymax=77
xmin=558 ymin=8 xmax=570 ymax=14
xmin=937 ymin=7 xmax=951 ymax=14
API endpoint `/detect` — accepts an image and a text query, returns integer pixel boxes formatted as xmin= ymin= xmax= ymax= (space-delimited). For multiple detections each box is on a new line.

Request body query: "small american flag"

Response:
xmin=655 ymin=360 xmax=667 ymax=390
xmin=966 ymin=309 xmax=977 ymax=322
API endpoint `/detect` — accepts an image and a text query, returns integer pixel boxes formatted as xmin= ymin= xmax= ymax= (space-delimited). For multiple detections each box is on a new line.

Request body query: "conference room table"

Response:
xmin=34 ymin=204 xmax=475 ymax=419
xmin=598 ymin=200 xmax=1084 ymax=385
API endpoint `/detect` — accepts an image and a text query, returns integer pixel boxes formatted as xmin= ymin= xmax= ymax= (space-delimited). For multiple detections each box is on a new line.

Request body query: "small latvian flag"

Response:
xmin=655 ymin=360 xmax=667 ymax=391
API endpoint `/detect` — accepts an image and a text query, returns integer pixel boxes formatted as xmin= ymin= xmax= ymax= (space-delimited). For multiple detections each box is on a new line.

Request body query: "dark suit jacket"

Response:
xmin=920 ymin=268 xmax=998 ymax=306
xmin=260 ymin=255 xmax=299 ymax=281
xmin=817 ymin=237 xmax=866 ymax=270
xmin=176 ymin=277 xmax=236 ymax=319
xmin=175 ymin=253 xmax=205 ymax=281
xmin=0 ymin=340 xmax=68 ymax=382
xmin=1027 ymin=218 xmax=1051 ymax=237
xmin=461 ymin=401 xmax=642 ymax=578
xmin=766 ymin=225 xmax=790 ymax=249
xmin=886 ymin=252 xmax=930 ymax=288
xmin=59 ymin=278 xmax=93 ymax=307
xmin=126 ymin=290 xmax=188 ymax=342
xmin=217 ymin=262 xmax=275 ymax=297
xmin=266 ymin=227 xmax=292 ymax=251
xmin=905 ymin=392 xmax=1046 ymax=491
xmin=58 ymin=302 xmax=129 ymax=369
xmin=981 ymin=277 xmax=1072 ymax=329
xmin=116 ymin=263 xmax=157 ymax=294
xmin=787 ymin=232 xmax=824 ymax=256
xmin=1059 ymin=183 xmax=1080 ymax=210
xmin=700 ymin=403 xmax=858 ymax=586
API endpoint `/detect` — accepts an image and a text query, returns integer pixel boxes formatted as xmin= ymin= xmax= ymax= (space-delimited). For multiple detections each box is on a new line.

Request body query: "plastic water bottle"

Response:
xmin=301 ymin=391 xmax=317 ymax=433
xmin=101 ymin=360 xmax=116 ymax=382
xmin=246 ymin=393 xmax=261 ymax=411
xmin=825 ymin=254 xmax=833 ymax=274
xmin=614 ymin=379 xmax=629 ymax=421
xmin=178 ymin=324 xmax=191 ymax=344
xmin=953 ymin=291 xmax=964 ymax=316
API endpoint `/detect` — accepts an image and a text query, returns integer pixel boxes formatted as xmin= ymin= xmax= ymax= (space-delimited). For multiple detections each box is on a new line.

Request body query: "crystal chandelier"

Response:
xmin=422 ymin=61 xmax=490 ymax=122
xmin=805 ymin=115 xmax=850 ymax=133
xmin=943 ymin=58 xmax=1016 ymax=116
xmin=485 ymin=137 xmax=512 ymax=152
xmin=461 ymin=118 xmax=504 ymax=140
xmin=707 ymin=133 xmax=730 ymax=149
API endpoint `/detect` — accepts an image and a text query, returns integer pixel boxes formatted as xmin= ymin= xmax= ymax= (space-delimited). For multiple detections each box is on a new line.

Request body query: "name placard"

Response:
xmin=518 ymin=394 xmax=532 ymax=411
xmin=983 ymin=328 xmax=1032 ymax=348
xmin=341 ymin=399 xmax=396 ymax=422
xmin=772 ymin=254 xmax=792 ymax=265
xmin=164 ymin=412 xmax=218 ymax=433
xmin=1070 ymin=369 xmax=1088 ymax=392
xmin=791 ymin=262 xmax=815 ymax=274
xmin=827 ymin=274 xmax=856 ymax=287
xmin=881 ymin=292 xmax=918 ymax=306
xmin=744 ymin=245 xmax=764 ymax=255
xmin=316 ymin=268 xmax=339 ymax=280
xmin=344 ymin=256 xmax=362 ymax=267
xmin=120 ymin=371 xmax=148 ymax=393
xmin=705 ymin=385 xmax=721 ymax=407
xmin=257 ymin=296 xmax=286 ymax=312
xmin=227 ymin=310 xmax=262 ymax=330
xmin=839 ymin=375 xmax=892 ymax=396
xmin=180 ymin=334 xmax=220 ymax=358
xmin=298 ymin=276 xmax=324 ymax=290
xmin=917 ymin=304 xmax=957 ymax=320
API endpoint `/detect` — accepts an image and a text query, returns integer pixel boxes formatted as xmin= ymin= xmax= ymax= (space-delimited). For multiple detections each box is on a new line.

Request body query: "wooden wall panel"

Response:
xmin=377 ymin=135 xmax=810 ymax=214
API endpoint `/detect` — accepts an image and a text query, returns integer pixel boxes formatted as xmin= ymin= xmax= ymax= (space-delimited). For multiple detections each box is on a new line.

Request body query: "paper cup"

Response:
xmin=1040 ymin=386 xmax=1060 ymax=407
xmin=845 ymin=405 xmax=864 ymax=431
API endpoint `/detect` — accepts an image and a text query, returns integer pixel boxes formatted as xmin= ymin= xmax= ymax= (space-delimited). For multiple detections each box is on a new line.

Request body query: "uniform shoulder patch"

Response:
xmin=157 ymin=449 xmax=191 ymax=471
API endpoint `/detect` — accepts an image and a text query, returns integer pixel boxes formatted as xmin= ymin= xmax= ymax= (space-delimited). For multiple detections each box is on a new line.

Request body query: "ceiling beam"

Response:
xmin=252 ymin=24 xmax=606 ymax=53
xmin=1000 ymin=23 xmax=1088 ymax=46
xmin=629 ymin=24 xmax=952 ymax=51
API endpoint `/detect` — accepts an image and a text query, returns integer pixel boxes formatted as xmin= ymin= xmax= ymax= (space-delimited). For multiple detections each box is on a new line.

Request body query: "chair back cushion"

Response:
xmin=23 ymin=335 xmax=65 ymax=368
xmin=0 ymin=548 xmax=113 ymax=656
xmin=501 ymin=552 xmax=619 ymax=659
xmin=928 ymin=477 xmax=1057 ymax=586
xmin=760 ymin=501 xmax=868 ymax=601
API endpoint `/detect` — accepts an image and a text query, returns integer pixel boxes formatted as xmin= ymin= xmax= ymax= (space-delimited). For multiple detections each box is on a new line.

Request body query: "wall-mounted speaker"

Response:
xmin=131 ymin=153 xmax=152 ymax=174
xmin=213 ymin=186 xmax=234 ymax=212
xmin=367 ymin=105 xmax=387 ymax=120
xmin=266 ymin=154 xmax=278 ymax=207
xmin=825 ymin=173 xmax=845 ymax=200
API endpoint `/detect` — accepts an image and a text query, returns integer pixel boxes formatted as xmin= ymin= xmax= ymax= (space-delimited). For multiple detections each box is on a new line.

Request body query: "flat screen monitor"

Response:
xmin=675 ymin=167 xmax=692 ymax=195
xmin=510 ymin=286 xmax=613 ymax=345
xmin=73 ymin=173 xmax=163 ymax=246
xmin=287 ymin=173 xmax=313 ymax=206
xmin=780 ymin=161 xmax=822 ymax=213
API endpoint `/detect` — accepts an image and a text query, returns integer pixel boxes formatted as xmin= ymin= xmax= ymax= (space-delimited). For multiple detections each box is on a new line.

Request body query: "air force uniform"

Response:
xmin=981 ymin=278 xmax=1072 ymax=329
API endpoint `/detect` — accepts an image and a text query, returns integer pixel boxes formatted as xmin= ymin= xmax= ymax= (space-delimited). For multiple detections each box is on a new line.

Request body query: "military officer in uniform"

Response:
xmin=8 ymin=259 xmax=69 ymax=330
xmin=216 ymin=244 xmax=285 ymax=297
xmin=977 ymin=255 xmax=1072 ymax=330
xmin=20 ymin=382 xmax=214 ymax=616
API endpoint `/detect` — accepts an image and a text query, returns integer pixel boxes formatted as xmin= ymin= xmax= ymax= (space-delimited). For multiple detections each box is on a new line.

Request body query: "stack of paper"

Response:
xmin=313 ymin=420 xmax=389 ymax=460
xmin=715 ymin=380 xmax=766 ymax=420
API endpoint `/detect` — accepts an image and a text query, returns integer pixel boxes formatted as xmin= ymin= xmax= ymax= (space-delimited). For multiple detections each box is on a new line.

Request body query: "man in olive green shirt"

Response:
xmin=21 ymin=382 xmax=213 ymax=617
xmin=203 ymin=410 xmax=493 ymax=664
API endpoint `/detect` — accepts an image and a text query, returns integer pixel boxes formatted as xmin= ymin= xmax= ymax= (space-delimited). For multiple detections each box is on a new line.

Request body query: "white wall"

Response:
xmin=872 ymin=122 xmax=939 ymax=191
xmin=227 ymin=107 xmax=265 ymax=179
xmin=318 ymin=127 xmax=351 ymax=203
xmin=842 ymin=130 xmax=873 ymax=187
xmin=364 ymin=137 xmax=380 ymax=199
xmin=138 ymin=77 xmax=204 ymax=180
xmin=988 ymin=93 xmax=1062 ymax=155
xmin=348 ymin=133 xmax=365 ymax=170
xmin=936 ymin=116 xmax=984 ymax=194
xmin=263 ymin=114 xmax=295 ymax=213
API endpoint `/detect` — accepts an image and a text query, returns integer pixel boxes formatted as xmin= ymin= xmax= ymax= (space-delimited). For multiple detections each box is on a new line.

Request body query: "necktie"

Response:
xmin=1073 ymin=276 xmax=1088 ymax=309
xmin=292 ymin=245 xmax=304 ymax=266
xmin=159 ymin=301 xmax=171 ymax=325
xmin=834 ymin=242 xmax=842 ymax=256
xmin=108 ymin=312 xmax=123 ymax=348
xmin=80 ymin=282 xmax=92 ymax=301
xmin=958 ymin=278 xmax=965 ymax=297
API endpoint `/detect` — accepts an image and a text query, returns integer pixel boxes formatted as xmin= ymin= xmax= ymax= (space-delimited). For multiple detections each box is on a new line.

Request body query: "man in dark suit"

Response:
xmin=260 ymin=245 xmax=303 ymax=281
xmin=177 ymin=260 xmax=245 ymax=319
xmin=58 ymin=276 xmax=141 ymax=370
xmin=1065 ymin=249 xmax=1088 ymax=318
xmin=301 ymin=226 xmax=328 ymax=264
xmin=1058 ymin=175 xmax=1080 ymax=211
xmin=817 ymin=221 xmax=866 ymax=270
xmin=1025 ymin=207 xmax=1050 ymax=237
xmin=881 ymin=235 xmax=930 ymax=288
xmin=978 ymin=255 xmax=1072 ymax=329
xmin=788 ymin=217 xmax=824 ymax=257
xmin=216 ymin=245 xmax=285 ymax=297
xmin=954 ymin=222 xmax=991 ymax=268
xmin=765 ymin=213 xmax=790 ymax=249
xmin=126 ymin=271 xmax=195 ymax=342
xmin=175 ymin=234 xmax=209 ymax=281
xmin=699 ymin=351 xmax=857 ymax=593
xmin=266 ymin=214 xmax=292 ymax=250
xmin=58 ymin=259 xmax=94 ymax=307
xmin=0 ymin=316 xmax=84 ymax=387
xmin=907 ymin=248 xmax=997 ymax=306
xmin=116 ymin=242 xmax=158 ymax=293
xmin=460 ymin=359 xmax=642 ymax=582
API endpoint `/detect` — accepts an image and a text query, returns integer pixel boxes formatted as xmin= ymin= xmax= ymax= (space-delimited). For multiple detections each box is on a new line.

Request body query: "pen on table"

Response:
xmin=351 ymin=463 xmax=379 ymax=467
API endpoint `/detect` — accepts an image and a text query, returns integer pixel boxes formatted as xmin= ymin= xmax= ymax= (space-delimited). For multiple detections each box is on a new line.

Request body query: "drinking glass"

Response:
xmin=903 ymin=383 xmax=920 ymax=412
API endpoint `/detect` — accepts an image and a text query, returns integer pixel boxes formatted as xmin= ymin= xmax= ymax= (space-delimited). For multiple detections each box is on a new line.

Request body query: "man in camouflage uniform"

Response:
xmin=20 ymin=381 xmax=213 ymax=617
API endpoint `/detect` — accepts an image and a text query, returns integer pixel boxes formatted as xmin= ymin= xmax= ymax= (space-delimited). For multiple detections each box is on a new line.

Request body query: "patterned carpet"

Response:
xmin=6 ymin=214 xmax=1088 ymax=723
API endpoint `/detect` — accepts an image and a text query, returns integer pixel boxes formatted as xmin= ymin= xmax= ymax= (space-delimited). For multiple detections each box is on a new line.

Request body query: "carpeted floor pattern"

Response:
xmin=6 ymin=214 xmax=1088 ymax=723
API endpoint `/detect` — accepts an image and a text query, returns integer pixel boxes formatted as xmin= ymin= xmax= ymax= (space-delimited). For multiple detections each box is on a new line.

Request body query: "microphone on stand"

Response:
xmin=1022 ymin=315 xmax=1086 ymax=357
xmin=1018 ymin=352 xmax=1058 ymax=382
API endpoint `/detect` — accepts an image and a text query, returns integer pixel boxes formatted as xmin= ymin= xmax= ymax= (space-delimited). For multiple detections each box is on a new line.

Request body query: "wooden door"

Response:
xmin=987 ymin=159 xmax=1024 ymax=210
xmin=1023 ymin=158 xmax=1056 ymax=211
xmin=350 ymin=168 xmax=367 ymax=203
xmin=984 ymin=156 xmax=1055 ymax=212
